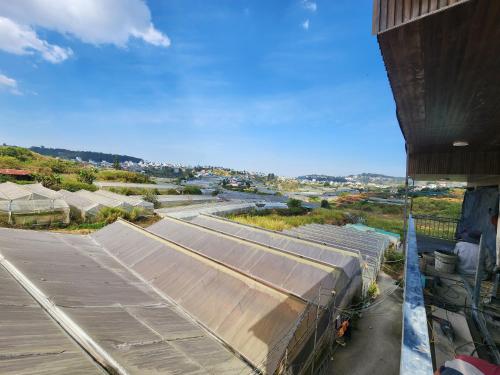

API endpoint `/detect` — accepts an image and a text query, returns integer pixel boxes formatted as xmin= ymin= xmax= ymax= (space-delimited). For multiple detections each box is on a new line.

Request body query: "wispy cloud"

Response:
xmin=301 ymin=1 xmax=317 ymax=12
xmin=0 ymin=0 xmax=169 ymax=63
xmin=0 ymin=73 xmax=21 ymax=95
xmin=301 ymin=19 xmax=310 ymax=30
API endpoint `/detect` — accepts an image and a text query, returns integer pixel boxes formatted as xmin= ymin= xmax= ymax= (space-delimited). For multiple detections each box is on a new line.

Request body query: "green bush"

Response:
xmin=34 ymin=173 xmax=62 ymax=190
xmin=96 ymin=207 xmax=130 ymax=224
xmin=142 ymin=190 xmax=160 ymax=208
xmin=78 ymin=168 xmax=97 ymax=185
xmin=0 ymin=155 xmax=24 ymax=169
xmin=287 ymin=198 xmax=303 ymax=209
xmin=182 ymin=185 xmax=202 ymax=195
xmin=97 ymin=170 xmax=151 ymax=183
xmin=320 ymin=199 xmax=330 ymax=208
xmin=0 ymin=146 xmax=34 ymax=162
xmin=61 ymin=180 xmax=97 ymax=192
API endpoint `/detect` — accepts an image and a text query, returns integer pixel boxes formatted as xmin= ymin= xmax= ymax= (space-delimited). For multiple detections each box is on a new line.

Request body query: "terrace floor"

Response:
xmin=417 ymin=234 xmax=456 ymax=254
xmin=326 ymin=271 xmax=403 ymax=375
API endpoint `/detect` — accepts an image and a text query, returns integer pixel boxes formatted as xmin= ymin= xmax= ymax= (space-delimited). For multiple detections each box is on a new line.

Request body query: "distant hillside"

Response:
xmin=346 ymin=173 xmax=405 ymax=184
xmin=30 ymin=146 xmax=143 ymax=164
xmin=297 ymin=174 xmax=347 ymax=183
xmin=298 ymin=173 xmax=404 ymax=185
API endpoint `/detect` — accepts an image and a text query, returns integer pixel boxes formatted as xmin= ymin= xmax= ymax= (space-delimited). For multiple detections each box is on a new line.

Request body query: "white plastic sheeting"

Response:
xmin=75 ymin=190 xmax=133 ymax=211
xmin=59 ymin=190 xmax=103 ymax=222
xmin=94 ymin=190 xmax=154 ymax=213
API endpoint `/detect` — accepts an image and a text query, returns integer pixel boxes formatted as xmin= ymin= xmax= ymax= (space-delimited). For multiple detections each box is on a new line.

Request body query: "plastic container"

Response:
xmin=435 ymin=251 xmax=457 ymax=273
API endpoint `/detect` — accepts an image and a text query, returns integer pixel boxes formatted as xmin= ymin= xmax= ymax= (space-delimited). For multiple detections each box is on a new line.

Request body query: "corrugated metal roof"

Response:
xmin=0 ymin=227 xmax=252 ymax=374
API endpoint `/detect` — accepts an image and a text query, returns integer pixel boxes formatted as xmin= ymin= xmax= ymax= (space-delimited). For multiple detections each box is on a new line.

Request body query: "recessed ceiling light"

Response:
xmin=453 ymin=141 xmax=469 ymax=147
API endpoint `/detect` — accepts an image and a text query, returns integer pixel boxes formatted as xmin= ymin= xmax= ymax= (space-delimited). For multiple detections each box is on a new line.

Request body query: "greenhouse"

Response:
xmin=94 ymin=189 xmax=154 ymax=213
xmin=284 ymin=223 xmax=391 ymax=290
xmin=0 ymin=182 xmax=70 ymax=226
xmin=59 ymin=189 xmax=104 ymax=222
xmin=75 ymin=189 xmax=133 ymax=211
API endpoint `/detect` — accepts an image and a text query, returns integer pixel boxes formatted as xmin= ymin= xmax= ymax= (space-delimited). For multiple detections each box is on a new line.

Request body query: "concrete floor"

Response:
xmin=326 ymin=272 xmax=403 ymax=375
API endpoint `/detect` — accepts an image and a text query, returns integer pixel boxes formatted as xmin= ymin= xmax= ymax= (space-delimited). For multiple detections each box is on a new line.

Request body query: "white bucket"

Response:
xmin=435 ymin=251 xmax=457 ymax=273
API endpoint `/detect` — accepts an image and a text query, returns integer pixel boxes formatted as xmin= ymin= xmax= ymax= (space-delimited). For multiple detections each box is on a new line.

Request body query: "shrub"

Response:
xmin=287 ymin=198 xmax=303 ymax=209
xmin=142 ymin=190 xmax=160 ymax=208
xmin=182 ymin=185 xmax=202 ymax=195
xmin=367 ymin=282 xmax=380 ymax=299
xmin=97 ymin=170 xmax=152 ymax=183
xmin=0 ymin=155 xmax=24 ymax=169
xmin=0 ymin=146 xmax=34 ymax=162
xmin=34 ymin=173 xmax=62 ymax=190
xmin=60 ymin=180 xmax=97 ymax=192
xmin=78 ymin=168 xmax=97 ymax=185
xmin=320 ymin=199 xmax=330 ymax=208
xmin=96 ymin=207 xmax=130 ymax=224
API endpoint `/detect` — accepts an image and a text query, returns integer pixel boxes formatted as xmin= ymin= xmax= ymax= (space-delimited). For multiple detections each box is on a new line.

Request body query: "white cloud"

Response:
xmin=301 ymin=19 xmax=310 ymax=31
xmin=302 ymin=1 xmax=317 ymax=12
xmin=0 ymin=0 xmax=169 ymax=63
xmin=0 ymin=73 xmax=21 ymax=95
xmin=0 ymin=17 xmax=72 ymax=63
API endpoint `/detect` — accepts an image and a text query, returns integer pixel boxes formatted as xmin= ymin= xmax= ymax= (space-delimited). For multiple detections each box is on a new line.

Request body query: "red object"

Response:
xmin=0 ymin=169 xmax=31 ymax=176
xmin=456 ymin=355 xmax=500 ymax=375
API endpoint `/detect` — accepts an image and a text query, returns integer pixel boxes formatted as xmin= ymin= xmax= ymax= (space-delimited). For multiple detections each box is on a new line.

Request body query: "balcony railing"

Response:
xmin=413 ymin=214 xmax=459 ymax=241
xmin=400 ymin=215 xmax=433 ymax=375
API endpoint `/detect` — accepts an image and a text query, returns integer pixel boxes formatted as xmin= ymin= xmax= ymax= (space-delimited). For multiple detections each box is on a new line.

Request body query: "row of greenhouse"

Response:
xmin=0 ymin=182 xmax=153 ymax=225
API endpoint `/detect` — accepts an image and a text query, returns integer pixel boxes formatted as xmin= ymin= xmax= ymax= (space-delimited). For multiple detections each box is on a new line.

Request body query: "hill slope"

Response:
xmin=30 ymin=146 xmax=143 ymax=164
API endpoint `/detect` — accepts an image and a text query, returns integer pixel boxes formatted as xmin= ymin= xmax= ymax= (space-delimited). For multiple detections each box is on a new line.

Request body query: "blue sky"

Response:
xmin=0 ymin=0 xmax=405 ymax=177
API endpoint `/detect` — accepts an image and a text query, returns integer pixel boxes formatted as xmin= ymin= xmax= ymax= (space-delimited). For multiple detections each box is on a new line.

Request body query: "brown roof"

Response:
xmin=0 ymin=169 xmax=31 ymax=176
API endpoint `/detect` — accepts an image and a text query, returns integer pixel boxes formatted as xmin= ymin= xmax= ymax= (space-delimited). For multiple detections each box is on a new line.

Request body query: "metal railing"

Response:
xmin=413 ymin=214 xmax=459 ymax=241
xmin=400 ymin=215 xmax=433 ymax=375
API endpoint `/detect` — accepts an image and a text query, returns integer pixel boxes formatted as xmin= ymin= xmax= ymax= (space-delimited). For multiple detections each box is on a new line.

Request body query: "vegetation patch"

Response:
xmin=96 ymin=170 xmax=152 ymax=183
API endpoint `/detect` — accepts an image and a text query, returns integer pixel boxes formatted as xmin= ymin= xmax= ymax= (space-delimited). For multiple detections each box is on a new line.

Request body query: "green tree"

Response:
xmin=287 ymin=198 xmax=303 ymax=209
xmin=34 ymin=173 xmax=62 ymax=190
xmin=320 ymin=199 xmax=330 ymax=208
xmin=113 ymin=157 xmax=121 ymax=170
xmin=78 ymin=168 xmax=97 ymax=185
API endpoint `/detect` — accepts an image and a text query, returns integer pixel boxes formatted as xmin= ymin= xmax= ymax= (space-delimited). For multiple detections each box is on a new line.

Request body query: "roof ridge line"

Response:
xmin=166 ymin=215 xmax=349 ymax=275
xmin=116 ymin=218 xmax=309 ymax=305
xmin=201 ymin=213 xmax=362 ymax=259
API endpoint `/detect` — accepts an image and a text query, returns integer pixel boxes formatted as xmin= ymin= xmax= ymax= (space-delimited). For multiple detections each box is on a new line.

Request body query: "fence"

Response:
xmin=413 ymin=214 xmax=459 ymax=240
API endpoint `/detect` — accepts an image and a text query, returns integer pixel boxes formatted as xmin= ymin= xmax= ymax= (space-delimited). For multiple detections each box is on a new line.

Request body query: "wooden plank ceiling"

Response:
xmin=377 ymin=0 xmax=500 ymax=177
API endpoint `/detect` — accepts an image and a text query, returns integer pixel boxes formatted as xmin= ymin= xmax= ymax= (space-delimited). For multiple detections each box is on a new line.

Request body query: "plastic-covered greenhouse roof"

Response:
xmin=188 ymin=214 xmax=362 ymax=279
xmin=93 ymin=220 xmax=311 ymax=374
xmin=0 ymin=182 xmax=34 ymax=201
xmin=0 ymin=199 xmax=69 ymax=214
xmin=148 ymin=216 xmax=360 ymax=306
xmin=75 ymin=190 xmax=132 ymax=210
xmin=0 ymin=227 xmax=251 ymax=374
xmin=94 ymin=190 xmax=154 ymax=211
xmin=283 ymin=223 xmax=391 ymax=286
xmin=21 ymin=183 xmax=63 ymax=200
xmin=0 ymin=266 xmax=105 ymax=375
xmin=59 ymin=189 xmax=103 ymax=211
xmin=155 ymin=201 xmax=257 ymax=219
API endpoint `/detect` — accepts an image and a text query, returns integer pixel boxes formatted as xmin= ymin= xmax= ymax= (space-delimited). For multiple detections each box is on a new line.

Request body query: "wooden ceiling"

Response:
xmin=376 ymin=0 xmax=500 ymax=177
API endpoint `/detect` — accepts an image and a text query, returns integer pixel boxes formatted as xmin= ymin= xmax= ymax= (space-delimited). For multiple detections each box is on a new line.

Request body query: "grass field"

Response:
xmin=228 ymin=193 xmax=464 ymax=235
